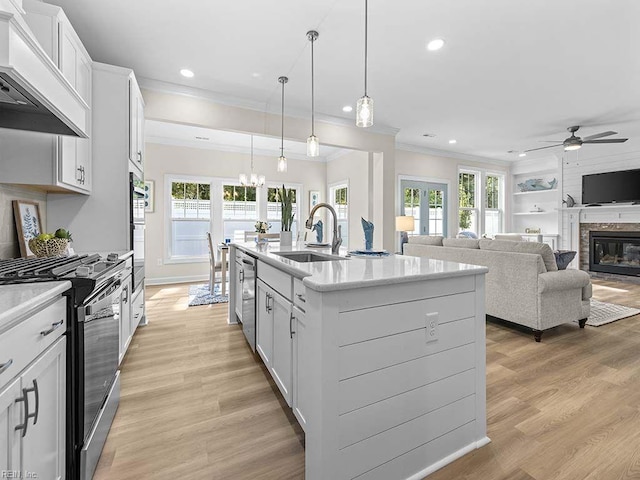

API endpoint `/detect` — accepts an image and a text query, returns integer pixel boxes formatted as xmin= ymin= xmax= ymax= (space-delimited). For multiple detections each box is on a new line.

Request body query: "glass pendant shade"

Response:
xmin=356 ymin=95 xmax=373 ymax=128
xmin=250 ymin=173 xmax=258 ymax=186
xmin=277 ymin=155 xmax=287 ymax=173
xmin=258 ymin=175 xmax=265 ymax=186
xmin=307 ymin=135 xmax=320 ymax=157
xmin=239 ymin=173 xmax=247 ymax=185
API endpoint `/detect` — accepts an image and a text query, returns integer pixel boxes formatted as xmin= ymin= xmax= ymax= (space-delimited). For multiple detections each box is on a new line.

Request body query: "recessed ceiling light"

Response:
xmin=427 ymin=38 xmax=445 ymax=51
xmin=422 ymin=133 xmax=436 ymax=138
xmin=251 ymin=72 xmax=261 ymax=78
xmin=519 ymin=153 xmax=527 ymax=157
xmin=180 ymin=69 xmax=194 ymax=78
xmin=342 ymin=105 xmax=353 ymax=113
xmin=448 ymin=139 xmax=457 ymax=144
xmin=195 ymin=136 xmax=210 ymax=141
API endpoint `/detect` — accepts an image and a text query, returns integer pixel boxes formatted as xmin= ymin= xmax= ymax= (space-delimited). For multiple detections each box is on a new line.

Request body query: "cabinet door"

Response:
xmin=129 ymin=79 xmax=144 ymax=169
xmin=292 ymin=306 xmax=308 ymax=431
xmin=234 ymin=263 xmax=244 ymax=319
xmin=58 ymin=135 xmax=80 ymax=187
xmin=119 ymin=278 xmax=132 ymax=363
xmin=0 ymin=377 xmax=22 ymax=475
xmin=59 ymin=22 xmax=78 ymax=89
xmin=135 ymin=93 xmax=145 ymax=170
xmin=271 ymin=290 xmax=293 ymax=406
xmin=21 ymin=337 xmax=66 ymax=480
xmin=256 ymin=281 xmax=273 ymax=367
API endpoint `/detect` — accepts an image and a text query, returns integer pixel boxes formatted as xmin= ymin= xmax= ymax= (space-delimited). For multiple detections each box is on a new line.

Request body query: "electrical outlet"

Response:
xmin=157 ymin=258 xmax=162 ymax=266
xmin=426 ymin=312 xmax=439 ymax=343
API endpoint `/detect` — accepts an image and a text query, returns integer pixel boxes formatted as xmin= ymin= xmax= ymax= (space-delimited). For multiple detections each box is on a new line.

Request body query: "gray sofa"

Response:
xmin=403 ymin=236 xmax=592 ymax=341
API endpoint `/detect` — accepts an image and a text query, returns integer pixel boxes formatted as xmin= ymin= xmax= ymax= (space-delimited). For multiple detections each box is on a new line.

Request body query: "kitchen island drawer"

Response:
xmin=293 ymin=277 xmax=306 ymax=311
xmin=257 ymin=261 xmax=292 ymax=300
xmin=0 ymin=297 xmax=66 ymax=387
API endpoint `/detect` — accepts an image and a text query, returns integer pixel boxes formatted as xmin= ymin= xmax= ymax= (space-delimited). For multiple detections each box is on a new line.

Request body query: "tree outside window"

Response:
xmin=459 ymin=172 xmax=477 ymax=233
xmin=170 ymin=181 xmax=211 ymax=258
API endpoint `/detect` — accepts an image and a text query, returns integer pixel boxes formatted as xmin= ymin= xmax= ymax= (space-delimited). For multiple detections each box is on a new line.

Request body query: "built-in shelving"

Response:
xmin=513 ymin=189 xmax=558 ymax=196
xmin=513 ymin=211 xmax=556 ymax=216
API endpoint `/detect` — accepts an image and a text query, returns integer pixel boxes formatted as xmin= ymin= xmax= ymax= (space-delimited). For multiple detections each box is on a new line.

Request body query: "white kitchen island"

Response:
xmin=229 ymin=243 xmax=489 ymax=480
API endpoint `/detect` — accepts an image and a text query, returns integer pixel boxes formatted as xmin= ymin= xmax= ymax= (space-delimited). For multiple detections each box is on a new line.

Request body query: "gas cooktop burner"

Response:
xmin=0 ymin=254 xmax=121 ymax=282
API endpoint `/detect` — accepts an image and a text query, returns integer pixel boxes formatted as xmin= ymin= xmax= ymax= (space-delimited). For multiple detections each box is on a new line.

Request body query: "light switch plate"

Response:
xmin=426 ymin=312 xmax=439 ymax=343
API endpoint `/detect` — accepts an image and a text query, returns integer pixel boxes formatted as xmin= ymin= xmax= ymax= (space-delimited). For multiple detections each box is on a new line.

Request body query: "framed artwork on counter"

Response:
xmin=13 ymin=200 xmax=43 ymax=258
xmin=309 ymin=190 xmax=320 ymax=210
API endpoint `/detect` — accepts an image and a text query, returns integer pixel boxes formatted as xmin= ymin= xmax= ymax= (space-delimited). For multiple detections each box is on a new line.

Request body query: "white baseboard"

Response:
xmin=145 ymin=275 xmax=208 ymax=286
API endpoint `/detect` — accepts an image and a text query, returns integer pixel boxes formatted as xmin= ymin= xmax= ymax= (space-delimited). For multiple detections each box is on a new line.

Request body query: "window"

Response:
xmin=170 ymin=181 xmax=210 ymax=258
xmin=329 ymin=184 xmax=349 ymax=246
xmin=484 ymin=174 xmax=503 ymax=236
xmin=459 ymin=171 xmax=478 ymax=234
xmin=428 ymin=189 xmax=444 ymax=236
xmin=404 ymin=187 xmax=421 ymax=236
xmin=222 ymin=184 xmax=258 ymax=242
xmin=267 ymin=186 xmax=298 ymax=239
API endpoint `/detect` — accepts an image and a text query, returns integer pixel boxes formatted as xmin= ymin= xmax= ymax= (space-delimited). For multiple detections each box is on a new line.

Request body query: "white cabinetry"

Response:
xmin=256 ymin=280 xmax=273 ymax=367
xmin=291 ymin=305 xmax=308 ymax=430
xmin=270 ymin=289 xmax=294 ymax=406
xmin=0 ymin=0 xmax=95 ymax=194
xmin=129 ymin=80 xmax=145 ymax=176
xmin=119 ymin=274 xmax=132 ymax=365
xmin=0 ymin=295 xmax=67 ymax=480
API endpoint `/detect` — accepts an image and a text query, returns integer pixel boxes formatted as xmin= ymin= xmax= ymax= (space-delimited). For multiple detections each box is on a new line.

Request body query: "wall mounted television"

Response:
xmin=582 ymin=168 xmax=640 ymax=205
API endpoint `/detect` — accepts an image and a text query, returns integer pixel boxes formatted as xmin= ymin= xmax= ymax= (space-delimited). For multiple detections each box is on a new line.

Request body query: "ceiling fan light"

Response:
xmin=356 ymin=95 xmax=373 ymax=128
xmin=307 ymin=135 xmax=320 ymax=157
xmin=277 ymin=155 xmax=287 ymax=173
xmin=564 ymin=143 xmax=581 ymax=151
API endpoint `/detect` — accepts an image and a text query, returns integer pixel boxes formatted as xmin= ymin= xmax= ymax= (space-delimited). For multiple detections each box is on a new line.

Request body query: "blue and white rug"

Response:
xmin=188 ymin=283 xmax=229 ymax=306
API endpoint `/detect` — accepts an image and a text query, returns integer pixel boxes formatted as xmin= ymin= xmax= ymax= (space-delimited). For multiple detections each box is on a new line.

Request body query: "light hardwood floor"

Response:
xmin=94 ymin=280 xmax=640 ymax=480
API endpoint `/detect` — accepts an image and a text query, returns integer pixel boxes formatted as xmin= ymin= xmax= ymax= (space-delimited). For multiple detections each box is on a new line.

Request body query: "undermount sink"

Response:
xmin=273 ymin=251 xmax=344 ymax=263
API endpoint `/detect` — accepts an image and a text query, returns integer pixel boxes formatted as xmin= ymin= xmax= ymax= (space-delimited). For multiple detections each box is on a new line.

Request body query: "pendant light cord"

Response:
xmin=364 ymin=0 xmax=368 ymax=97
xmin=311 ymin=36 xmax=315 ymax=136
xmin=250 ymin=135 xmax=254 ymax=171
xmin=281 ymin=80 xmax=285 ymax=156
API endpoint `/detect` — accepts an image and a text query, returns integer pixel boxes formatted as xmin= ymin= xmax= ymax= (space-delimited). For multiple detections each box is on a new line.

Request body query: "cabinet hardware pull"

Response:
xmin=138 ymin=151 xmax=142 ymax=163
xmin=290 ymin=313 xmax=296 ymax=339
xmin=15 ymin=387 xmax=30 ymax=437
xmin=77 ymin=166 xmax=83 ymax=182
xmin=239 ymin=270 xmax=244 ymax=283
xmin=123 ymin=286 xmax=129 ymax=304
xmin=29 ymin=380 xmax=39 ymax=425
xmin=81 ymin=166 xmax=85 ymax=184
xmin=40 ymin=319 xmax=64 ymax=336
xmin=266 ymin=292 xmax=273 ymax=312
xmin=0 ymin=359 xmax=13 ymax=374
xmin=296 ymin=293 xmax=306 ymax=303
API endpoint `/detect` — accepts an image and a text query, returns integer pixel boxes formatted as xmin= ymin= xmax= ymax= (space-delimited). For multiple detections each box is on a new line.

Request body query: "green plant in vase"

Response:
xmin=279 ymin=184 xmax=295 ymax=246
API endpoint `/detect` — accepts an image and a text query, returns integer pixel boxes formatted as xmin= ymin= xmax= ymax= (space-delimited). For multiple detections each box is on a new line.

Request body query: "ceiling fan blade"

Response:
xmin=583 ymin=131 xmax=617 ymax=141
xmin=583 ymin=138 xmax=628 ymax=144
xmin=524 ymin=144 xmax=563 ymax=152
xmin=540 ymin=140 xmax=564 ymax=143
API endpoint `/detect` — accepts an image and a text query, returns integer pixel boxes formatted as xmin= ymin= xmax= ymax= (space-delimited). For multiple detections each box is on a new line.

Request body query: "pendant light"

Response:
xmin=277 ymin=76 xmax=288 ymax=172
xmin=306 ymin=30 xmax=320 ymax=157
xmin=239 ymin=135 xmax=265 ymax=187
xmin=356 ymin=0 xmax=373 ymax=128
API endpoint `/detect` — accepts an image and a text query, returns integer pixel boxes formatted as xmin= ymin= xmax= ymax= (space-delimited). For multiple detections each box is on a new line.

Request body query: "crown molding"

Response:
xmin=326 ymin=149 xmax=357 ymax=163
xmin=138 ymin=77 xmax=400 ymax=137
xmin=145 ymin=134 xmax=329 ymax=163
xmin=395 ymin=143 xmax=512 ymax=168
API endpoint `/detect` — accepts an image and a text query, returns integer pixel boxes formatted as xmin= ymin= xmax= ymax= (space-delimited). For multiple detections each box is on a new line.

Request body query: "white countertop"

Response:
xmin=232 ymin=242 xmax=488 ymax=292
xmin=0 ymin=281 xmax=71 ymax=334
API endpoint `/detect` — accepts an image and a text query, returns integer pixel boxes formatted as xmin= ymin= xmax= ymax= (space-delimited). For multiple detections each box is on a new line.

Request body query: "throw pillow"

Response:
xmin=554 ymin=250 xmax=577 ymax=270
xmin=408 ymin=235 xmax=444 ymax=246
xmin=443 ymin=238 xmax=480 ymax=249
xmin=457 ymin=230 xmax=478 ymax=239
xmin=478 ymin=239 xmax=558 ymax=272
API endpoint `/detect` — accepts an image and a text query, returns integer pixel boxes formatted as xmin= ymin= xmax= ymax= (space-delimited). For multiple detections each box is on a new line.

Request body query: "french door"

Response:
xmin=401 ymin=180 xmax=448 ymax=237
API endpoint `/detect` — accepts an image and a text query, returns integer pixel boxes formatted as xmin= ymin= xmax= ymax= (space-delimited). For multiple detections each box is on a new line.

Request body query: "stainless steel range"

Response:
xmin=0 ymin=253 xmax=127 ymax=480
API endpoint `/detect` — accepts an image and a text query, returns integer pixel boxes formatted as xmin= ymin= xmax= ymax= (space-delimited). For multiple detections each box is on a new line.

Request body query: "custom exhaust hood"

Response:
xmin=0 ymin=5 xmax=88 ymax=137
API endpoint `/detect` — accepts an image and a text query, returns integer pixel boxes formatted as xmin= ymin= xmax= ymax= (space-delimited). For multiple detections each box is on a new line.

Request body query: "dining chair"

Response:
xmin=258 ymin=233 xmax=280 ymax=242
xmin=207 ymin=232 xmax=223 ymax=294
xmin=244 ymin=231 xmax=259 ymax=242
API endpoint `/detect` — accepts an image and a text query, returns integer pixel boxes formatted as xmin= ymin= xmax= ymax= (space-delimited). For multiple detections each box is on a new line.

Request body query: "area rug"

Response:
xmin=188 ymin=283 xmax=229 ymax=306
xmin=584 ymin=299 xmax=640 ymax=326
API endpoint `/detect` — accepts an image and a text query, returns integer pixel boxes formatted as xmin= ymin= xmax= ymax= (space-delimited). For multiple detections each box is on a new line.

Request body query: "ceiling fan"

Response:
xmin=525 ymin=126 xmax=628 ymax=153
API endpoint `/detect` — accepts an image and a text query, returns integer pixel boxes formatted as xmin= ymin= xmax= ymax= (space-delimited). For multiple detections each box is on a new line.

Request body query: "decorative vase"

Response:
xmin=280 ymin=231 xmax=293 ymax=246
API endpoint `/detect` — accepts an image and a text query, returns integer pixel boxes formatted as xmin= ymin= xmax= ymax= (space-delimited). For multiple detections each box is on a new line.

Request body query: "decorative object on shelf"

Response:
xmin=530 ymin=205 xmax=543 ymax=213
xmin=306 ymin=30 xmax=320 ymax=157
xmin=144 ymin=180 xmax=154 ymax=212
xmin=525 ymin=227 xmax=541 ymax=234
xmin=239 ymin=135 xmax=265 ymax=187
xmin=309 ymin=190 xmax=320 ymax=209
xmin=356 ymin=0 xmax=373 ymax=128
xmin=517 ymin=178 xmax=557 ymax=192
xmin=312 ymin=219 xmax=323 ymax=243
xmin=562 ymin=194 xmax=576 ymax=208
xmin=254 ymin=221 xmax=271 ymax=234
xmin=12 ymin=200 xmax=43 ymax=258
xmin=361 ymin=217 xmax=374 ymax=250
xmin=277 ymin=76 xmax=288 ymax=172
xmin=280 ymin=184 xmax=295 ymax=246
xmin=395 ymin=215 xmax=414 ymax=252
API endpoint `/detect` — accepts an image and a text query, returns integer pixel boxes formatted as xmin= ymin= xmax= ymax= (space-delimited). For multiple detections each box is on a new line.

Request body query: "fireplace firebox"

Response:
xmin=589 ymin=231 xmax=640 ymax=276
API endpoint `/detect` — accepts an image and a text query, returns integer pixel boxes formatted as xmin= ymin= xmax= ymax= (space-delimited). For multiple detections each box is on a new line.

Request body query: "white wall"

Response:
xmin=326 ymin=150 xmax=370 ymax=250
xmin=395 ymin=149 xmax=511 ymax=238
xmin=145 ymin=142 xmax=327 ymax=283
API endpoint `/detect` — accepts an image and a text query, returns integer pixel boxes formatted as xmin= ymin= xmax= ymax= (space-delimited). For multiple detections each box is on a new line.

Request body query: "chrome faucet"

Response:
xmin=306 ymin=203 xmax=342 ymax=255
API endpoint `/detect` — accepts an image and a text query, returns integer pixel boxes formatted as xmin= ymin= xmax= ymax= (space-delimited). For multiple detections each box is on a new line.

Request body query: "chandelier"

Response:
xmin=239 ymin=135 xmax=265 ymax=187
